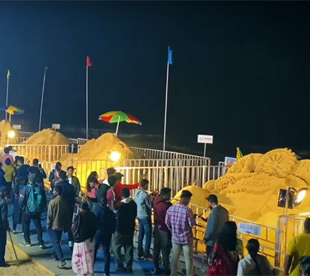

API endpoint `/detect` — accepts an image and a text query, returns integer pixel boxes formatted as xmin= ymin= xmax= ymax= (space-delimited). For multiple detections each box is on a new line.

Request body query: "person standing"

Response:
xmin=29 ymin=159 xmax=47 ymax=188
xmin=72 ymin=202 xmax=98 ymax=276
xmin=95 ymin=202 xmax=116 ymax=276
xmin=19 ymin=173 xmax=46 ymax=248
xmin=67 ymin=166 xmax=81 ymax=199
xmin=1 ymin=147 xmax=14 ymax=166
xmin=113 ymin=188 xmax=137 ymax=273
xmin=285 ymin=218 xmax=310 ymax=276
xmin=97 ymin=168 xmax=116 ymax=207
xmin=237 ymin=239 xmax=274 ymax=276
xmin=135 ymin=179 xmax=152 ymax=260
xmin=86 ymin=177 xmax=100 ymax=214
xmin=204 ymin=194 xmax=229 ymax=255
xmin=114 ymin=172 xmax=139 ymax=208
xmin=0 ymin=187 xmax=10 ymax=267
xmin=165 ymin=190 xmax=196 ymax=276
xmin=153 ymin=187 xmax=172 ymax=275
xmin=58 ymin=171 xmax=76 ymax=250
xmin=47 ymin=185 xmax=72 ymax=269
xmin=49 ymin=162 xmax=62 ymax=193
xmin=15 ymin=157 xmax=30 ymax=186
xmin=2 ymin=158 xmax=14 ymax=201
xmin=106 ymin=177 xmax=118 ymax=211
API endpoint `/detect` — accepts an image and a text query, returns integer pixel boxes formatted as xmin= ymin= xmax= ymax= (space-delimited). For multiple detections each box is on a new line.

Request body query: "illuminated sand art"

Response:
xmin=24 ymin=129 xmax=70 ymax=145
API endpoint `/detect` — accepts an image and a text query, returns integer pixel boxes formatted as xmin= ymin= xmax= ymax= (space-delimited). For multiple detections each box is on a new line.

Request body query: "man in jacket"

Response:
xmin=113 ymin=188 xmax=137 ymax=273
xmin=57 ymin=170 xmax=75 ymax=250
xmin=47 ymin=185 xmax=71 ymax=269
xmin=66 ymin=166 xmax=81 ymax=199
xmin=0 ymin=187 xmax=9 ymax=267
xmin=204 ymin=194 xmax=229 ymax=255
xmin=19 ymin=173 xmax=46 ymax=248
xmin=28 ymin=159 xmax=47 ymax=187
xmin=135 ymin=179 xmax=152 ymax=260
xmin=97 ymin=175 xmax=117 ymax=208
xmin=153 ymin=187 xmax=172 ymax=275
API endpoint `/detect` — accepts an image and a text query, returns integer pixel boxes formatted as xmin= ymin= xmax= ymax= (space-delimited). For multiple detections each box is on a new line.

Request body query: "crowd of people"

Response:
xmin=0 ymin=147 xmax=309 ymax=276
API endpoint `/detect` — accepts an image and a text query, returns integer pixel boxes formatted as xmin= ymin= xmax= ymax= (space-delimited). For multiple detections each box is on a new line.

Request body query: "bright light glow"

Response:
xmin=295 ymin=188 xmax=307 ymax=205
xmin=110 ymin=151 xmax=121 ymax=162
xmin=299 ymin=212 xmax=310 ymax=217
xmin=8 ymin=130 xmax=15 ymax=139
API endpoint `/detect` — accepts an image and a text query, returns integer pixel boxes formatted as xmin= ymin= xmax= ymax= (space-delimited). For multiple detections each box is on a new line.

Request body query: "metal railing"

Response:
xmin=8 ymin=144 xmax=70 ymax=162
xmin=189 ymin=203 xmax=284 ymax=272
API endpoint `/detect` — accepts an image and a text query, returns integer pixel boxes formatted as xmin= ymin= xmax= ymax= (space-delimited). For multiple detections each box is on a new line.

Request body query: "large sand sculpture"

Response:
xmin=24 ymin=129 xmax=70 ymax=145
xmin=0 ymin=120 xmax=19 ymax=146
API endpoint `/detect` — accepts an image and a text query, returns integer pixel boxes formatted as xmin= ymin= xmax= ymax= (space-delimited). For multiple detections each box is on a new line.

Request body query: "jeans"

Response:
xmin=138 ymin=218 xmax=152 ymax=257
xmin=153 ymin=226 xmax=171 ymax=272
xmin=95 ymin=231 xmax=112 ymax=274
xmin=113 ymin=231 xmax=134 ymax=269
xmin=48 ymin=229 xmax=64 ymax=263
xmin=22 ymin=212 xmax=44 ymax=245
xmin=0 ymin=228 xmax=7 ymax=265
xmin=171 ymin=241 xmax=193 ymax=276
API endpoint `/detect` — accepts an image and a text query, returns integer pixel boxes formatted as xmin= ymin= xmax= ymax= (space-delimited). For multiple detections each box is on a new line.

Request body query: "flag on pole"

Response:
xmin=236 ymin=147 xmax=243 ymax=161
xmin=7 ymin=70 xmax=10 ymax=79
xmin=87 ymin=56 xmax=93 ymax=67
xmin=168 ymin=46 xmax=173 ymax=65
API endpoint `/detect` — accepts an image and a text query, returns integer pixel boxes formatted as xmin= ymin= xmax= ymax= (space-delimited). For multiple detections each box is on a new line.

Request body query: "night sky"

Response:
xmin=0 ymin=2 xmax=310 ymax=158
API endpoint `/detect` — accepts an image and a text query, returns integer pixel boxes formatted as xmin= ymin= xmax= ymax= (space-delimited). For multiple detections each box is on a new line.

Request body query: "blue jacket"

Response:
xmin=135 ymin=189 xmax=152 ymax=219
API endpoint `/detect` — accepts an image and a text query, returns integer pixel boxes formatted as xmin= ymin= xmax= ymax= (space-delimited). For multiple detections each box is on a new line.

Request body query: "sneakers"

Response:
xmin=0 ymin=263 xmax=10 ymax=268
xmin=144 ymin=254 xmax=153 ymax=261
xmin=138 ymin=254 xmax=144 ymax=260
xmin=20 ymin=242 xmax=31 ymax=247
xmin=58 ymin=262 xmax=71 ymax=270
xmin=39 ymin=244 xmax=47 ymax=249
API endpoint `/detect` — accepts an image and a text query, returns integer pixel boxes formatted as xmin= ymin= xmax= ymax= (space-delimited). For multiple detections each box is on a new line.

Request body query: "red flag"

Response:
xmin=87 ymin=56 xmax=93 ymax=67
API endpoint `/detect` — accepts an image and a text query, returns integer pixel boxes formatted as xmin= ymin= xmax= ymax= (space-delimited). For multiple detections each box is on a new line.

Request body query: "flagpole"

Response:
xmin=5 ymin=70 xmax=9 ymax=121
xmin=39 ymin=66 xmax=48 ymax=131
xmin=163 ymin=56 xmax=170 ymax=151
xmin=86 ymin=57 xmax=89 ymax=140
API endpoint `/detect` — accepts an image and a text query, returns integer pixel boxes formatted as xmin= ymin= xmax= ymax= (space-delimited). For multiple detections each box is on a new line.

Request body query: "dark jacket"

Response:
xmin=19 ymin=183 xmax=47 ymax=214
xmin=0 ymin=169 xmax=5 ymax=188
xmin=75 ymin=210 xmax=98 ymax=243
xmin=96 ymin=183 xmax=110 ymax=207
xmin=97 ymin=206 xmax=116 ymax=235
xmin=153 ymin=195 xmax=172 ymax=232
xmin=47 ymin=195 xmax=72 ymax=231
xmin=116 ymin=198 xmax=137 ymax=235
xmin=69 ymin=176 xmax=80 ymax=198
xmin=0 ymin=196 xmax=8 ymax=230
xmin=58 ymin=180 xmax=75 ymax=207
xmin=16 ymin=164 xmax=30 ymax=185
xmin=28 ymin=166 xmax=47 ymax=186
xmin=205 ymin=204 xmax=229 ymax=247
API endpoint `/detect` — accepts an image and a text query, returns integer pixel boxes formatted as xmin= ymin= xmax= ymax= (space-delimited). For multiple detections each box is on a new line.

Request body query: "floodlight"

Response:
xmin=110 ymin=151 xmax=121 ymax=162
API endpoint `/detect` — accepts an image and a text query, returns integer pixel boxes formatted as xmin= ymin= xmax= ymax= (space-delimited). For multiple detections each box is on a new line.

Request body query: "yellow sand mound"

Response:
xmin=74 ymin=132 xmax=135 ymax=160
xmin=24 ymin=129 xmax=70 ymax=145
xmin=203 ymin=148 xmax=310 ymax=228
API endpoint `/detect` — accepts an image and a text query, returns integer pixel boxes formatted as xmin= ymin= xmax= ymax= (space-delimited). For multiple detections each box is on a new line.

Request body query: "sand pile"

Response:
xmin=72 ymin=132 xmax=135 ymax=160
xmin=203 ymin=148 xmax=310 ymax=228
xmin=24 ymin=129 xmax=70 ymax=145
xmin=0 ymin=120 xmax=19 ymax=146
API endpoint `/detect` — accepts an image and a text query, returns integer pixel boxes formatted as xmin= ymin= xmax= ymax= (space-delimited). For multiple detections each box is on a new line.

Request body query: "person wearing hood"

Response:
xmin=153 ymin=187 xmax=172 ymax=275
xmin=113 ymin=188 xmax=137 ymax=273
xmin=135 ymin=179 xmax=152 ymax=260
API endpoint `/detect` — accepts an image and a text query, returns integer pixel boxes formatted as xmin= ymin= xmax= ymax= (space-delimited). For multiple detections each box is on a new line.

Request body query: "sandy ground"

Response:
xmin=0 ymin=241 xmax=50 ymax=276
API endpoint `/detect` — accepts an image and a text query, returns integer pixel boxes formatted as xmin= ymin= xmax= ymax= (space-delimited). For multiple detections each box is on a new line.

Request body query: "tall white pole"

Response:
xmin=86 ymin=58 xmax=89 ymax=140
xmin=163 ymin=61 xmax=170 ymax=151
xmin=5 ymin=71 xmax=9 ymax=121
xmin=39 ymin=66 xmax=48 ymax=131
xmin=115 ymin=116 xmax=120 ymax=136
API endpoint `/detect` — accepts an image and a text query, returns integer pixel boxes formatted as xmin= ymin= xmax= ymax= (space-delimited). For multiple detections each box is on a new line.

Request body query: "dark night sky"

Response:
xmin=0 ymin=2 xmax=310 ymax=157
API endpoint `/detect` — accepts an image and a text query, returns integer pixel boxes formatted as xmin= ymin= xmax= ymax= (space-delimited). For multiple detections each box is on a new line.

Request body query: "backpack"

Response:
xmin=26 ymin=185 xmax=43 ymax=214
xmin=71 ymin=204 xmax=81 ymax=242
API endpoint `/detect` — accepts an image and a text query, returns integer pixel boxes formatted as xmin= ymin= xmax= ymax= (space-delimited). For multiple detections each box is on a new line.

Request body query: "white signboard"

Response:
xmin=12 ymin=125 xmax=21 ymax=130
xmin=238 ymin=223 xmax=261 ymax=236
xmin=197 ymin=135 xmax=213 ymax=144
xmin=52 ymin=124 xmax=60 ymax=130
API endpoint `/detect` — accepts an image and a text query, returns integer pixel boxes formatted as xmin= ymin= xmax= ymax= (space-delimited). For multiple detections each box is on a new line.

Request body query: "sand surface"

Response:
xmin=24 ymin=129 xmax=70 ymax=145
xmin=0 ymin=242 xmax=48 ymax=276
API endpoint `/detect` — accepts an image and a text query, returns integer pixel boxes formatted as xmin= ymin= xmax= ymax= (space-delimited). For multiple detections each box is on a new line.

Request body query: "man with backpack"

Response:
xmin=19 ymin=172 xmax=46 ymax=248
